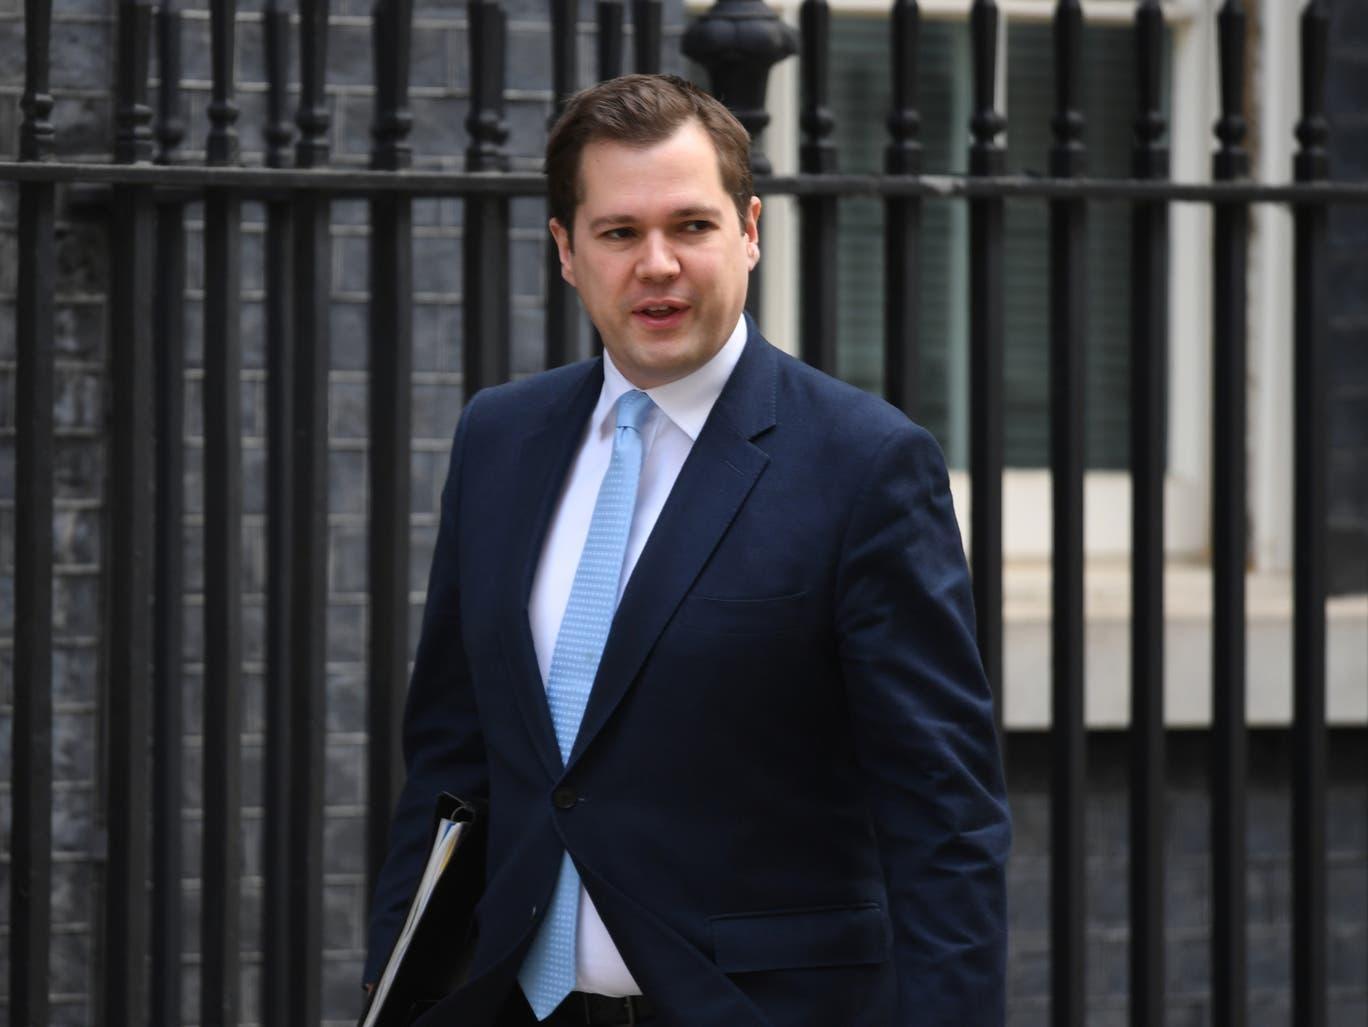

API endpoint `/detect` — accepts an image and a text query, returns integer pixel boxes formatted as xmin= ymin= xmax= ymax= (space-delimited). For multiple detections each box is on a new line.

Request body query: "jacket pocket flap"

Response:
xmin=709 ymin=903 xmax=890 ymax=973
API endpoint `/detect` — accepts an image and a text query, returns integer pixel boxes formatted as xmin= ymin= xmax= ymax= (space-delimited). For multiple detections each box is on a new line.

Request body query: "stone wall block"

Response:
xmin=52 ymin=572 xmax=99 ymax=636
xmin=413 ymin=301 xmax=461 ymax=372
xmin=326 ymin=598 xmax=367 ymax=663
xmin=54 ymin=507 xmax=101 ymax=567
xmin=0 ymin=20 xmax=24 ymax=88
xmin=53 ymin=710 xmax=96 ymax=780
xmin=409 ymin=95 xmax=470 ymax=159
xmin=54 ymin=301 xmax=107 ymax=359
xmin=329 ymin=447 xmax=369 ymax=516
xmin=329 ymin=520 xmax=367 ymax=594
xmin=51 ymin=96 xmax=112 ymax=158
xmin=322 ymin=812 xmax=366 ymax=875
xmin=413 ymin=231 xmax=461 ymax=296
xmin=410 ymin=380 xmax=462 ymax=441
xmin=511 ymin=303 xmax=545 ymax=375
xmin=507 ymin=24 xmax=553 ymax=93
xmin=329 ymin=378 xmax=368 ymax=439
xmin=325 ymin=738 xmax=365 ymax=806
xmin=49 ymin=20 xmax=112 ymax=91
xmin=50 ymin=786 xmax=93 ymax=852
xmin=332 ymin=300 xmax=371 ymax=370
xmin=335 ymin=231 xmax=371 ymax=294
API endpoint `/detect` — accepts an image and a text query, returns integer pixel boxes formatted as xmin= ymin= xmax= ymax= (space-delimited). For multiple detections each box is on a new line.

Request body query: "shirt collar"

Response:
xmin=595 ymin=314 xmax=747 ymax=442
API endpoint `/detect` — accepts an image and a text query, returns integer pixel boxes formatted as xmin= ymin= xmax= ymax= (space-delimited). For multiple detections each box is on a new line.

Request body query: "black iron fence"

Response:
xmin=1 ymin=0 xmax=1362 ymax=1024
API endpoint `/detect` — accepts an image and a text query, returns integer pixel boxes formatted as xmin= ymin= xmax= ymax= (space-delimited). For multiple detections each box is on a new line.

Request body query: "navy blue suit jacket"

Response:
xmin=365 ymin=323 xmax=1011 ymax=1026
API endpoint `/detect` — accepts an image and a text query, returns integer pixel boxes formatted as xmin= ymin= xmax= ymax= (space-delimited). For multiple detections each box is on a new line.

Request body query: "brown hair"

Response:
xmin=544 ymin=74 xmax=753 ymax=244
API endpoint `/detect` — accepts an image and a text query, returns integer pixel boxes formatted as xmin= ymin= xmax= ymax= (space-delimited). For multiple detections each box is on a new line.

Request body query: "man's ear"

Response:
xmin=743 ymin=196 xmax=761 ymax=270
xmin=549 ymin=218 xmax=577 ymax=288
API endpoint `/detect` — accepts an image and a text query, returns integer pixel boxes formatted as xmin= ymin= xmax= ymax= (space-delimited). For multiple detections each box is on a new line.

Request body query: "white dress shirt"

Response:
xmin=527 ymin=315 xmax=748 ymax=996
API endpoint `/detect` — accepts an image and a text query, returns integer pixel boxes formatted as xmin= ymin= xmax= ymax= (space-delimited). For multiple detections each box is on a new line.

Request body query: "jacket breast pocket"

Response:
xmin=708 ymin=903 xmax=891 ymax=973
xmin=674 ymin=590 xmax=809 ymax=636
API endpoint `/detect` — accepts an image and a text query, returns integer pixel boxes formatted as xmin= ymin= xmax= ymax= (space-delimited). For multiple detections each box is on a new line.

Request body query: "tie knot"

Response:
xmin=616 ymin=389 xmax=653 ymax=434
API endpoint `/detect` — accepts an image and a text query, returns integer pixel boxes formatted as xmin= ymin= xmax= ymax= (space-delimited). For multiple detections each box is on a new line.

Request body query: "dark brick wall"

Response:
xmin=1327 ymin=0 xmax=1368 ymax=595
xmin=1004 ymin=730 xmax=1368 ymax=1027
xmin=0 ymin=2 xmax=1365 ymax=1026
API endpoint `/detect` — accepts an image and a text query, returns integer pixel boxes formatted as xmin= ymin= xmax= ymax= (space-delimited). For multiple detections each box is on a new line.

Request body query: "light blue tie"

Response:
xmin=519 ymin=389 xmax=654 ymax=1019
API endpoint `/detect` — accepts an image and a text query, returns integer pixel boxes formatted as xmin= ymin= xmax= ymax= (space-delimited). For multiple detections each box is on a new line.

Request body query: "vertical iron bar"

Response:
xmin=290 ymin=0 xmax=333 ymax=1019
xmin=967 ymin=0 xmax=1005 ymax=729
xmin=632 ymin=0 xmax=662 ymax=74
xmin=11 ymin=1 xmax=56 ymax=1023
xmin=465 ymin=0 xmax=511 ymax=393
xmin=546 ymin=0 xmax=580 ymax=369
xmin=261 ymin=1 xmax=294 ymax=1021
xmin=1048 ymin=4 xmax=1086 ymax=1025
xmin=682 ymin=0 xmax=799 ymax=318
xmin=202 ymin=0 xmax=243 ymax=1019
xmin=151 ymin=3 xmax=186 ymax=1022
xmin=597 ymin=0 xmax=625 ymax=81
xmin=1210 ymin=5 xmax=1249 ymax=1024
xmin=798 ymin=0 xmax=837 ymax=374
xmin=883 ymin=0 xmax=921 ymax=415
xmin=1128 ymin=4 xmax=1168 ymax=1025
xmin=1292 ymin=3 xmax=1331 ymax=1024
xmin=105 ymin=0 xmax=156 ymax=1022
xmin=368 ymin=0 xmax=416 ymax=909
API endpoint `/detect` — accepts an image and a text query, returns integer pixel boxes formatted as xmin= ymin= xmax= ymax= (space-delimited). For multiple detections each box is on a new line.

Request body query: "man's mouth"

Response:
xmin=632 ymin=300 xmax=689 ymax=329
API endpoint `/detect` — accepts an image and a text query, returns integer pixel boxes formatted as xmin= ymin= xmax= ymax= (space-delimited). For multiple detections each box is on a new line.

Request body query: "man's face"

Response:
xmin=549 ymin=119 xmax=761 ymax=389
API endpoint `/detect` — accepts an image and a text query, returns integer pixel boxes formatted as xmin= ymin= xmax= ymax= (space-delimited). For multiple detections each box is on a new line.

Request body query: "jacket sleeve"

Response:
xmin=363 ymin=392 xmax=491 ymax=985
xmin=834 ymin=420 xmax=1011 ymax=1025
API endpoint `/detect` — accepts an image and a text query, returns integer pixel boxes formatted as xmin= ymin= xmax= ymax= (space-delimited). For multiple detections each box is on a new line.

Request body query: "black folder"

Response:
xmin=358 ymin=793 xmax=487 ymax=1027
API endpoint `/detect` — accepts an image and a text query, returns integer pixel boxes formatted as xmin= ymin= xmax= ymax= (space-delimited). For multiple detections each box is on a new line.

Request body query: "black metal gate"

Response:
xmin=1 ymin=1 xmax=1362 ymax=1025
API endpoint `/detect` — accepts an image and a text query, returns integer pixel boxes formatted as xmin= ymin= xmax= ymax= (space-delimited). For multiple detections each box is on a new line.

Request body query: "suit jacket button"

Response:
xmin=552 ymin=786 xmax=577 ymax=810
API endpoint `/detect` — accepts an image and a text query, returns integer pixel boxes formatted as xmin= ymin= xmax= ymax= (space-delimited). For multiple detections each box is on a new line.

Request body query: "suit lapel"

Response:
xmin=567 ymin=329 xmax=779 ymax=770
xmin=500 ymin=362 xmax=604 ymax=779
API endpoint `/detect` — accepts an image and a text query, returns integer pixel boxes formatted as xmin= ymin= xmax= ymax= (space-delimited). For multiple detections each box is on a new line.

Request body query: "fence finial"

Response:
xmin=968 ymin=0 xmax=1005 ymax=171
xmin=372 ymin=0 xmax=415 ymax=170
xmin=681 ymin=0 xmax=798 ymax=176
xmin=264 ymin=0 xmax=294 ymax=168
xmin=19 ymin=0 xmax=55 ymax=161
xmin=206 ymin=0 xmax=240 ymax=165
xmin=296 ymin=0 xmax=332 ymax=167
xmin=114 ymin=0 xmax=155 ymax=163
xmin=1214 ymin=0 xmax=1247 ymax=178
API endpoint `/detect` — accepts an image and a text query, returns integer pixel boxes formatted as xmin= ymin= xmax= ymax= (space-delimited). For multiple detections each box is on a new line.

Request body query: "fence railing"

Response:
xmin=1 ymin=0 xmax=1357 ymax=1025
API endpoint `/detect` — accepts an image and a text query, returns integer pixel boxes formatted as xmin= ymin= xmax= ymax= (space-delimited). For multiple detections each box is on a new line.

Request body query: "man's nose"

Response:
xmin=635 ymin=232 xmax=680 ymax=281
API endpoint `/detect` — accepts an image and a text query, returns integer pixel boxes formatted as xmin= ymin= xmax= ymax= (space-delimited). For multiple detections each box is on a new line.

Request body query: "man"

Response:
xmin=366 ymin=74 xmax=1010 ymax=1026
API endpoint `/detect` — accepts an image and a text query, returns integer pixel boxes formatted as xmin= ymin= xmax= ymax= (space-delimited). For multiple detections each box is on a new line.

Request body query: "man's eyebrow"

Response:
xmin=585 ymin=206 xmax=726 ymax=233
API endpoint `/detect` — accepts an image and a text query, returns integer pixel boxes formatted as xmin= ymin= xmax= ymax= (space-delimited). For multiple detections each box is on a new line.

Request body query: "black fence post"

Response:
xmin=290 ymin=0 xmax=333 ymax=1019
xmin=151 ymin=3 xmax=186 ymax=1022
xmin=799 ymin=0 xmax=837 ymax=374
xmin=546 ymin=0 xmax=581 ymax=370
xmin=1292 ymin=3 xmax=1331 ymax=1025
xmin=368 ymin=0 xmax=417 ymax=910
xmin=598 ymin=0 xmax=625 ymax=80
xmin=11 ymin=1 xmax=56 ymax=1023
xmin=632 ymin=0 xmax=663 ymax=74
xmin=682 ymin=0 xmax=797 ymax=316
xmin=1048 ymin=3 xmax=1087 ymax=1023
xmin=202 ymin=0 xmax=244 ymax=1019
xmin=105 ymin=0 xmax=156 ymax=1022
xmin=261 ymin=1 xmax=295 ymax=1023
xmin=967 ymin=0 xmax=1005 ymax=730
xmin=883 ymin=0 xmax=921 ymax=416
xmin=1210 ymin=4 xmax=1249 ymax=1024
xmin=464 ymin=0 xmax=512 ymax=393
xmin=1127 ymin=4 xmax=1169 ymax=1026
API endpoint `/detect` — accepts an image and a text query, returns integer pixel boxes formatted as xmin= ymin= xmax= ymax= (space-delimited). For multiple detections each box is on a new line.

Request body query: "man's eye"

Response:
xmin=682 ymin=220 xmax=713 ymax=233
xmin=602 ymin=227 xmax=635 ymax=240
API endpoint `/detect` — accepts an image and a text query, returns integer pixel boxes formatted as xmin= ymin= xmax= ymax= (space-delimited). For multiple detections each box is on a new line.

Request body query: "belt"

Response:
xmin=549 ymin=991 xmax=656 ymax=1025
